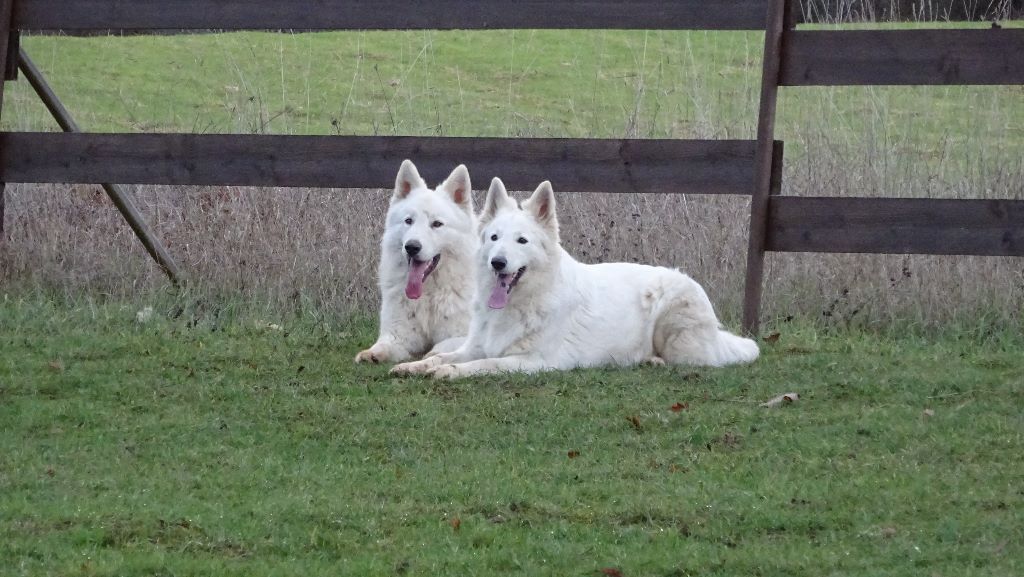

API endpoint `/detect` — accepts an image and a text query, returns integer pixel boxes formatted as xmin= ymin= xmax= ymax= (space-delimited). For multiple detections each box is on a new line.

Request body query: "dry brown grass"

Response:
xmin=2 ymin=25 xmax=1022 ymax=330
xmin=3 ymin=132 xmax=1021 ymax=330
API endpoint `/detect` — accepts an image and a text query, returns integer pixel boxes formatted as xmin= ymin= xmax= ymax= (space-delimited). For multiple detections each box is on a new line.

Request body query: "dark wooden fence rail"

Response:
xmin=781 ymin=29 xmax=1024 ymax=86
xmin=0 ymin=133 xmax=763 ymax=195
xmin=13 ymin=0 xmax=768 ymax=31
xmin=767 ymin=197 xmax=1024 ymax=257
xmin=1 ymin=0 xmax=1022 ymax=335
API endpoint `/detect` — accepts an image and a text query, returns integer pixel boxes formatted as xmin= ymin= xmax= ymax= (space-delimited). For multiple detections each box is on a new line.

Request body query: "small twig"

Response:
xmin=925 ymin=391 xmax=967 ymax=399
xmin=373 ymin=64 xmax=398 ymax=135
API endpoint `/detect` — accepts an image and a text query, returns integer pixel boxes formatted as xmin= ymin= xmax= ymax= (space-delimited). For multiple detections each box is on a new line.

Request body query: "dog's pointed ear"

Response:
xmin=481 ymin=177 xmax=515 ymax=224
xmin=439 ymin=164 xmax=473 ymax=212
xmin=394 ymin=159 xmax=427 ymax=200
xmin=523 ymin=181 xmax=559 ymax=237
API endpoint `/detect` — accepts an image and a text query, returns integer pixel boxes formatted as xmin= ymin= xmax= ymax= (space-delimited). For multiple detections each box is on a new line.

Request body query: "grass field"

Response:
xmin=1 ymin=300 xmax=1022 ymax=576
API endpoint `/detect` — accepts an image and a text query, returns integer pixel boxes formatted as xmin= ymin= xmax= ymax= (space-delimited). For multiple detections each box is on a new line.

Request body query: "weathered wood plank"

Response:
xmin=2 ymin=29 xmax=14 ymax=80
xmin=0 ymin=132 xmax=760 ymax=194
xmin=14 ymin=0 xmax=767 ymax=31
xmin=766 ymin=196 xmax=1024 ymax=256
xmin=781 ymin=28 xmax=1024 ymax=86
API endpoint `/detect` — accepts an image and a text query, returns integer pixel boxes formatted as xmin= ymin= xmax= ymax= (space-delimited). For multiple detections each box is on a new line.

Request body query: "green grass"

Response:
xmin=1 ymin=299 xmax=1021 ymax=576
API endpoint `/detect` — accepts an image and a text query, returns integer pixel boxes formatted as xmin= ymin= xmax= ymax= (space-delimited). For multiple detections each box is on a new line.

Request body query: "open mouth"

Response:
xmin=405 ymin=254 xmax=441 ymax=300
xmin=487 ymin=266 xmax=526 ymax=310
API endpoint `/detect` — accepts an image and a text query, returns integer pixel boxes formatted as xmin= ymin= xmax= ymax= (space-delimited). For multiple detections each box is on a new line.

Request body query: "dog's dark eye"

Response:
xmin=490 ymin=234 xmax=498 ymax=241
xmin=404 ymin=217 xmax=413 ymax=225
xmin=517 ymin=237 xmax=528 ymax=245
xmin=431 ymin=220 xmax=444 ymax=228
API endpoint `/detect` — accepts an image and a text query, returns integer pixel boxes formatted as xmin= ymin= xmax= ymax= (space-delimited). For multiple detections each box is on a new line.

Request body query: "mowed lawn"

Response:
xmin=1 ymin=301 xmax=1021 ymax=576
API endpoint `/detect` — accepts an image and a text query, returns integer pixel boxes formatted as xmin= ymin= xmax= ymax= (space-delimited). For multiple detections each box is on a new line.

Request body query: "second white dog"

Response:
xmin=392 ymin=178 xmax=758 ymax=378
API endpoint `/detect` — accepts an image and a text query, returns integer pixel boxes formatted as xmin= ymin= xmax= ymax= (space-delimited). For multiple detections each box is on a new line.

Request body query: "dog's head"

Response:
xmin=384 ymin=160 xmax=475 ymax=300
xmin=478 ymin=178 xmax=559 ymax=310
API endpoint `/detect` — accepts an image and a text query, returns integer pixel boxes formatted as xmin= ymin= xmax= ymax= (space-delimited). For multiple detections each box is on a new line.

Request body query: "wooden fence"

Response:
xmin=0 ymin=0 xmax=1021 ymax=334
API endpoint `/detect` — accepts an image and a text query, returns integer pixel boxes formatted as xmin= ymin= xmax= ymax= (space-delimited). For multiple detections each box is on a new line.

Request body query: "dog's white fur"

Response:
xmin=391 ymin=178 xmax=758 ymax=378
xmin=355 ymin=160 xmax=477 ymax=364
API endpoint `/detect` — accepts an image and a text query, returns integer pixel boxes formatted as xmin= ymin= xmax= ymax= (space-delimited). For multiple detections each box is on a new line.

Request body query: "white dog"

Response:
xmin=391 ymin=178 xmax=758 ymax=378
xmin=355 ymin=160 xmax=477 ymax=364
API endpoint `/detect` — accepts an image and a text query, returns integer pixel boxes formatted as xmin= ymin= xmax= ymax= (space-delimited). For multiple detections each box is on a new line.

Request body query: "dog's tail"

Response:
xmin=651 ymin=271 xmax=759 ymax=367
xmin=706 ymin=328 xmax=760 ymax=367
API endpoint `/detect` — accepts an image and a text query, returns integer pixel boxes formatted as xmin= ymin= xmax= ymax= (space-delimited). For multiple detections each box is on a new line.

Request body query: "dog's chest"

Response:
xmin=478 ymin=310 xmax=542 ymax=357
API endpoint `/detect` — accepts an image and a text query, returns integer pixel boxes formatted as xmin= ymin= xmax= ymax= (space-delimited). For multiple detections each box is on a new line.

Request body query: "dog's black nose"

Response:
xmin=491 ymin=257 xmax=507 ymax=271
xmin=405 ymin=241 xmax=422 ymax=257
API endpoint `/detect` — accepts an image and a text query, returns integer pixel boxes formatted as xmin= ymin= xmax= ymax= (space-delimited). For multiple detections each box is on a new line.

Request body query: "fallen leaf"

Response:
xmin=922 ymin=408 xmax=935 ymax=417
xmin=449 ymin=517 xmax=461 ymax=532
xmin=670 ymin=402 xmax=689 ymax=412
xmin=567 ymin=450 xmax=581 ymax=459
xmin=763 ymin=332 xmax=781 ymax=344
xmin=600 ymin=569 xmax=624 ymax=577
xmin=761 ymin=393 xmax=799 ymax=408
xmin=626 ymin=415 xmax=642 ymax=431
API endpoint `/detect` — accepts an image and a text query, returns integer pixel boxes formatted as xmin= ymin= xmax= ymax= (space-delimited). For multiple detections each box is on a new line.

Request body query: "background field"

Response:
xmin=1 ymin=21 xmax=1022 ymax=329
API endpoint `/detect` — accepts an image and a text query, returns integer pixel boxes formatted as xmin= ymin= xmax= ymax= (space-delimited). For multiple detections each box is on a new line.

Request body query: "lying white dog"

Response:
xmin=391 ymin=178 xmax=758 ymax=378
xmin=355 ymin=160 xmax=477 ymax=364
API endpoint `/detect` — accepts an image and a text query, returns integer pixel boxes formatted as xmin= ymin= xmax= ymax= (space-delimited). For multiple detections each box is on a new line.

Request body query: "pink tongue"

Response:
xmin=488 ymin=275 xmax=511 ymax=309
xmin=405 ymin=260 xmax=431 ymax=299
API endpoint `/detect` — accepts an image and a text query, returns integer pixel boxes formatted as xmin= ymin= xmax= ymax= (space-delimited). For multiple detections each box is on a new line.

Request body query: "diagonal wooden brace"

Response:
xmin=17 ymin=47 xmax=183 ymax=284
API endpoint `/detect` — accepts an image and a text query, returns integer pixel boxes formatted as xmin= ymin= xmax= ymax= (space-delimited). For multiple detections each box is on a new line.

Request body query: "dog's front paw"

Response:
xmin=390 ymin=359 xmax=433 ymax=376
xmin=430 ymin=364 xmax=463 ymax=380
xmin=645 ymin=356 xmax=666 ymax=367
xmin=354 ymin=348 xmax=386 ymax=364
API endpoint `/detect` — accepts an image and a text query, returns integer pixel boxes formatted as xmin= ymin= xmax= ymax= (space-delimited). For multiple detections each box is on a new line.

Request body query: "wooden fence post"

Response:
xmin=0 ymin=0 xmax=14 ymax=238
xmin=742 ymin=0 xmax=791 ymax=336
